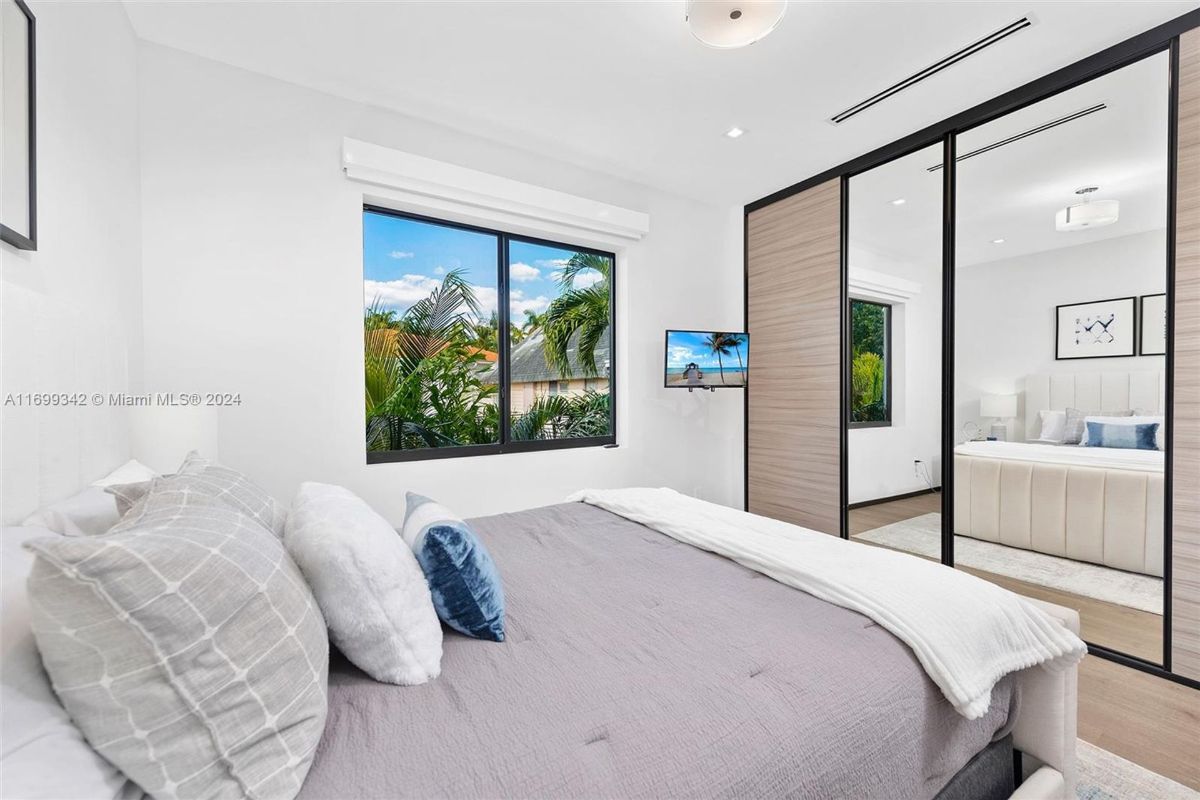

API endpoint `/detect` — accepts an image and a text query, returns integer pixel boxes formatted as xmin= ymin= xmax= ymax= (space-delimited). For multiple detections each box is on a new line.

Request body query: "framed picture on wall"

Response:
xmin=1 ymin=0 xmax=36 ymax=251
xmin=1140 ymin=293 xmax=1167 ymax=355
xmin=1055 ymin=296 xmax=1137 ymax=360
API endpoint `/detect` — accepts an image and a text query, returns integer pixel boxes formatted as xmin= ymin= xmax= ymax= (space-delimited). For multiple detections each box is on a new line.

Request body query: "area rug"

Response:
xmin=855 ymin=513 xmax=1162 ymax=614
xmin=1077 ymin=740 xmax=1198 ymax=799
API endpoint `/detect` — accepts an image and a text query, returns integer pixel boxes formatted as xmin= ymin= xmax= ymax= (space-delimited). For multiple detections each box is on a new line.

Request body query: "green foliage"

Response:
xmin=851 ymin=300 xmax=886 ymax=359
xmin=544 ymin=253 xmax=611 ymax=378
xmin=510 ymin=391 xmax=610 ymax=441
xmin=851 ymin=351 xmax=886 ymax=422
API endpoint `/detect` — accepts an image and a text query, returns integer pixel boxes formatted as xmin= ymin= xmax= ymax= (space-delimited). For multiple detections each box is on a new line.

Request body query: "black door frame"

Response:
xmin=744 ymin=8 xmax=1200 ymax=690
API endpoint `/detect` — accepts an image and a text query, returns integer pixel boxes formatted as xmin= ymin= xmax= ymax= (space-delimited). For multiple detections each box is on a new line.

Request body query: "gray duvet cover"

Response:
xmin=299 ymin=502 xmax=1016 ymax=800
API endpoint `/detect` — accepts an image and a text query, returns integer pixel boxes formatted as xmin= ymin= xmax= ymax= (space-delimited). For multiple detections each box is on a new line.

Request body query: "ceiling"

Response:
xmin=849 ymin=51 xmax=1169 ymax=268
xmin=121 ymin=1 xmax=1196 ymax=205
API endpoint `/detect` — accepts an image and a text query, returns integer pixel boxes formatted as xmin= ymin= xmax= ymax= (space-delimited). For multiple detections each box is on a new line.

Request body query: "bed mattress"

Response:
xmin=954 ymin=440 xmax=1163 ymax=472
xmin=298 ymin=502 xmax=1016 ymax=800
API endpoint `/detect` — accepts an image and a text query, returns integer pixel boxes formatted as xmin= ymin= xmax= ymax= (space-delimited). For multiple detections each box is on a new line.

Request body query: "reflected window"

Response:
xmin=850 ymin=299 xmax=892 ymax=427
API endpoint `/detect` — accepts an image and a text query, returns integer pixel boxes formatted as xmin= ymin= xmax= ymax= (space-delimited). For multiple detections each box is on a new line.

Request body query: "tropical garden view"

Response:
xmin=363 ymin=211 xmax=613 ymax=453
xmin=850 ymin=299 xmax=890 ymax=424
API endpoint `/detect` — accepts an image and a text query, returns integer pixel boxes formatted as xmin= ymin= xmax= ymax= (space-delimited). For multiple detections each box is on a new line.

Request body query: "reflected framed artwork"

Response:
xmin=1055 ymin=296 xmax=1136 ymax=360
xmin=1139 ymin=293 xmax=1166 ymax=356
xmin=1 ymin=0 xmax=36 ymax=250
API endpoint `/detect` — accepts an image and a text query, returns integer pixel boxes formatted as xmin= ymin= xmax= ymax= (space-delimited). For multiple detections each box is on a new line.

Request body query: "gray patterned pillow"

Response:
xmin=1062 ymin=408 xmax=1132 ymax=445
xmin=107 ymin=457 xmax=286 ymax=537
xmin=24 ymin=485 xmax=328 ymax=800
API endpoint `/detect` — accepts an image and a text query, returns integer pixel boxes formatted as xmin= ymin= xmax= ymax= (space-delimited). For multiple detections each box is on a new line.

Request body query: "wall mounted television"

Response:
xmin=664 ymin=330 xmax=749 ymax=389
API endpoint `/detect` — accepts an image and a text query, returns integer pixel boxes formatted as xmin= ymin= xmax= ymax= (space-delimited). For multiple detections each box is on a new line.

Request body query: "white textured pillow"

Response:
xmin=285 ymin=483 xmax=442 ymax=685
xmin=1034 ymin=410 xmax=1067 ymax=444
xmin=26 ymin=485 xmax=328 ymax=800
xmin=2 ymin=526 xmax=134 ymax=800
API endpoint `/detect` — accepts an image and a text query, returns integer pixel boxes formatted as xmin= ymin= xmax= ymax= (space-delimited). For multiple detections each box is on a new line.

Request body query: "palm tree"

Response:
xmin=724 ymin=333 xmax=747 ymax=380
xmin=544 ymin=253 xmax=610 ymax=378
xmin=522 ymin=309 xmax=547 ymax=335
xmin=704 ymin=332 xmax=734 ymax=384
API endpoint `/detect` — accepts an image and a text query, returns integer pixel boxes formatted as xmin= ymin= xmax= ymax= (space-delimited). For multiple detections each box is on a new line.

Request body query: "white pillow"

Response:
xmin=285 ymin=482 xmax=443 ymax=685
xmin=1034 ymin=410 xmax=1067 ymax=444
xmin=21 ymin=460 xmax=158 ymax=537
xmin=90 ymin=459 xmax=156 ymax=488
xmin=1080 ymin=415 xmax=1166 ymax=450
xmin=1 ymin=526 xmax=134 ymax=800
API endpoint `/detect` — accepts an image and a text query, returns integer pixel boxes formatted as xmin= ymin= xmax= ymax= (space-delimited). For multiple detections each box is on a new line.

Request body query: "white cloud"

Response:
xmin=389 ymin=250 xmax=415 ymax=259
xmin=536 ymin=258 xmax=570 ymax=269
xmin=510 ymin=262 xmax=541 ymax=282
xmin=433 ymin=265 xmax=446 ymax=275
xmin=548 ymin=267 xmax=603 ymax=289
xmin=510 ymin=289 xmax=550 ymax=316
xmin=364 ymin=275 xmax=440 ymax=311
xmin=669 ymin=346 xmax=695 ymax=365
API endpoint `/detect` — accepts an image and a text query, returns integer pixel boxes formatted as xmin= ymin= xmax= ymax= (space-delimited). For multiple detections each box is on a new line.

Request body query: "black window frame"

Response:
xmin=364 ymin=205 xmax=617 ymax=464
xmin=848 ymin=298 xmax=893 ymax=429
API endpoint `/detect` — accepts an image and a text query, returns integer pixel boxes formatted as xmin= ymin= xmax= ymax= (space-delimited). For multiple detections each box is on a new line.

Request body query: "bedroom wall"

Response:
xmin=955 ymin=230 xmax=1167 ymax=441
xmin=0 ymin=1 xmax=143 ymax=523
xmin=847 ymin=244 xmax=943 ymax=504
xmin=136 ymin=43 xmax=745 ymax=523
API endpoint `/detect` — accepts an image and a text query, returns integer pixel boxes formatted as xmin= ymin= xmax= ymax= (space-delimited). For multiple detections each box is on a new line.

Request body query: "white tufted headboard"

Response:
xmin=1023 ymin=371 xmax=1166 ymax=441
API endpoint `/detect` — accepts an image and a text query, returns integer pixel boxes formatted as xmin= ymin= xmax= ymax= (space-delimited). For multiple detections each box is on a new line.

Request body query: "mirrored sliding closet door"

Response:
xmin=953 ymin=52 xmax=1170 ymax=662
xmin=847 ymin=145 xmax=944 ymax=554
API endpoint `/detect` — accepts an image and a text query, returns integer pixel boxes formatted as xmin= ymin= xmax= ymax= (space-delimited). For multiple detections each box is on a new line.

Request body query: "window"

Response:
xmin=363 ymin=207 xmax=615 ymax=461
xmin=849 ymin=299 xmax=891 ymax=427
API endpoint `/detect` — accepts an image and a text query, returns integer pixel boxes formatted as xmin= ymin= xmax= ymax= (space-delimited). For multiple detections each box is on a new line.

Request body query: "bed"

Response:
xmin=298 ymin=502 xmax=1080 ymax=800
xmin=954 ymin=372 xmax=1165 ymax=577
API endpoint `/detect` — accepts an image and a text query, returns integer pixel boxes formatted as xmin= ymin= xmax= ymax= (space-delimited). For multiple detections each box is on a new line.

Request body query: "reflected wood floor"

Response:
xmin=850 ymin=493 xmax=1199 ymax=790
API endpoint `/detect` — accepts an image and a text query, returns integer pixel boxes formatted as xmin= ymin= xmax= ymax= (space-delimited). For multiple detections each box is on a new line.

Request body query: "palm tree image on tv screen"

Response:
xmin=665 ymin=331 xmax=748 ymax=388
xmin=363 ymin=211 xmax=612 ymax=454
xmin=850 ymin=299 xmax=889 ymax=424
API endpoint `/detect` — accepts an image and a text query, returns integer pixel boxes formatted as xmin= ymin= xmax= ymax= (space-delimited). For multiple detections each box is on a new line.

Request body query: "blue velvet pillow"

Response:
xmin=1084 ymin=421 xmax=1159 ymax=451
xmin=401 ymin=492 xmax=505 ymax=641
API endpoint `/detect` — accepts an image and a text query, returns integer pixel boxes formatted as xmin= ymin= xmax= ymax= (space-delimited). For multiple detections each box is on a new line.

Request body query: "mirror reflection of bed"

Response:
xmin=849 ymin=53 xmax=1168 ymax=665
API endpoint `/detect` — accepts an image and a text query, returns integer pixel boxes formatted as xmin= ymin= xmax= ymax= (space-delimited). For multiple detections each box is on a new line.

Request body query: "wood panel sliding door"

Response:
xmin=1172 ymin=28 xmax=1200 ymax=681
xmin=746 ymin=179 xmax=843 ymax=535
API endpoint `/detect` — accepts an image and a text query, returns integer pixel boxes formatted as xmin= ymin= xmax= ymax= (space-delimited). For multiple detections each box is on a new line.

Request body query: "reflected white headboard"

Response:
xmin=1023 ymin=372 xmax=1166 ymax=440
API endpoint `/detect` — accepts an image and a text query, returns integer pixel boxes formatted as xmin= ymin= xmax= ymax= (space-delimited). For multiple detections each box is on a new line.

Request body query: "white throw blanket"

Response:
xmin=568 ymin=487 xmax=1086 ymax=719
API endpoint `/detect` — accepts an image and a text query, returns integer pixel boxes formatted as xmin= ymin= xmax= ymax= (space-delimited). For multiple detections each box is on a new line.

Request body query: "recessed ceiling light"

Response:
xmin=992 ymin=238 xmax=1005 ymax=244
xmin=724 ymin=127 xmax=745 ymax=139
xmin=890 ymin=198 xmax=906 ymax=206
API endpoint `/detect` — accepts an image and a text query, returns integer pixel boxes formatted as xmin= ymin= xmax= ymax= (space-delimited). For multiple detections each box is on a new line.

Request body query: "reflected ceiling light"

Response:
xmin=992 ymin=238 xmax=1005 ymax=244
xmin=890 ymin=198 xmax=906 ymax=206
xmin=1056 ymin=186 xmax=1119 ymax=232
xmin=686 ymin=1 xmax=787 ymax=49
xmin=724 ymin=126 xmax=746 ymax=139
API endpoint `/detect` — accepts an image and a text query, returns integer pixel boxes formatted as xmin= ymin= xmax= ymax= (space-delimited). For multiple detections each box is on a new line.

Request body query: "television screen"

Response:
xmin=665 ymin=330 xmax=749 ymax=389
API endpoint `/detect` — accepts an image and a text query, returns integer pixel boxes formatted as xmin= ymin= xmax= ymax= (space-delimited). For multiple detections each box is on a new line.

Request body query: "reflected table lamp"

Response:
xmin=980 ymin=394 xmax=1018 ymax=442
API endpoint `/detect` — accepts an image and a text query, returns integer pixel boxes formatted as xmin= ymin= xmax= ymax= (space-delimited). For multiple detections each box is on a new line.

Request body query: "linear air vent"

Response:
xmin=829 ymin=17 xmax=1034 ymax=125
xmin=926 ymin=103 xmax=1107 ymax=171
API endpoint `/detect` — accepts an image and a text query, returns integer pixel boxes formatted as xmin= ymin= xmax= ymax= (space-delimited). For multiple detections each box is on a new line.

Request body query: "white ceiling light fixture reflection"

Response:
xmin=686 ymin=1 xmax=787 ymax=49
xmin=1055 ymin=186 xmax=1119 ymax=232
xmin=890 ymin=198 xmax=906 ymax=206
xmin=992 ymin=238 xmax=1005 ymax=244
xmin=724 ymin=126 xmax=746 ymax=139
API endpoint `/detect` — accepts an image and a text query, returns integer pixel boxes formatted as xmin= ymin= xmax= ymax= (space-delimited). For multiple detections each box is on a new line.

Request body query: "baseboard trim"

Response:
xmin=848 ymin=487 xmax=941 ymax=510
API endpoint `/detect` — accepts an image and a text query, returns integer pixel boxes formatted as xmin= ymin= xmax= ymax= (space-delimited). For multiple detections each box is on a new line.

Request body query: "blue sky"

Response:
xmin=363 ymin=211 xmax=603 ymax=321
xmin=666 ymin=331 xmax=749 ymax=371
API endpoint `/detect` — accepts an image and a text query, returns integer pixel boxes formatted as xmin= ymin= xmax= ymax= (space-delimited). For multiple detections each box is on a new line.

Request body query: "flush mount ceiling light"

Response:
xmin=992 ymin=238 xmax=1005 ymax=244
xmin=890 ymin=198 xmax=906 ymax=206
xmin=686 ymin=0 xmax=787 ymax=49
xmin=1055 ymin=186 xmax=1119 ymax=232
xmin=724 ymin=126 xmax=746 ymax=138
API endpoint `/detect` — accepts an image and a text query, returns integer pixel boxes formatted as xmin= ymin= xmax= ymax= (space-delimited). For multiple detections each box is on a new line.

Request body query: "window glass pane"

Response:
xmin=363 ymin=211 xmax=500 ymax=452
xmin=507 ymin=240 xmax=613 ymax=440
xmin=850 ymin=299 xmax=890 ymax=424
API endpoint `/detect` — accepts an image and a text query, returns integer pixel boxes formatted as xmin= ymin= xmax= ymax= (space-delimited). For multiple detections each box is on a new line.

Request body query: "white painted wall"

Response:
xmin=1 ymin=2 xmax=142 ymax=523
xmin=137 ymin=43 xmax=744 ymax=524
xmin=955 ymin=230 xmax=1166 ymax=441
xmin=847 ymin=244 xmax=942 ymax=504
